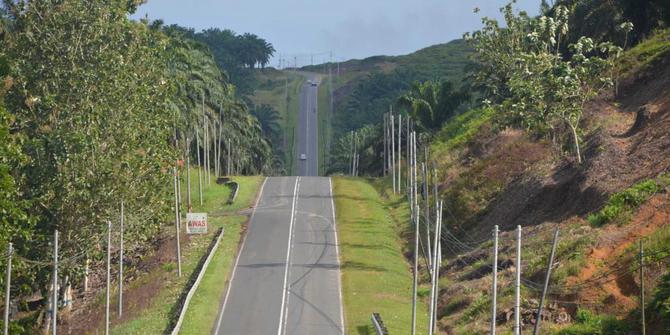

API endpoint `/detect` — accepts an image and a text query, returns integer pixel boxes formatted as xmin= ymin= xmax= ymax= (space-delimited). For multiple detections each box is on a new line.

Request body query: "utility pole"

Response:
xmin=491 ymin=225 xmax=499 ymax=335
xmin=533 ymin=228 xmax=559 ymax=335
xmin=429 ymin=201 xmax=443 ymax=334
xmin=411 ymin=204 xmax=419 ymax=335
xmin=383 ymin=113 xmax=387 ymax=176
xmin=640 ymin=240 xmax=646 ymax=335
xmin=52 ymin=230 xmax=58 ymax=335
xmin=391 ymin=111 xmax=396 ymax=193
xmin=196 ymin=128 xmax=203 ymax=206
xmin=406 ymin=117 xmax=410 ymax=191
xmin=350 ymin=131 xmax=355 ymax=176
xmin=186 ymin=137 xmax=192 ymax=212
xmin=105 ymin=221 xmax=111 ymax=335
xmin=398 ymin=113 xmax=402 ymax=192
xmin=173 ymin=167 xmax=183 ymax=278
xmin=4 ymin=243 xmax=12 ymax=335
xmin=514 ymin=225 xmax=522 ymax=335
xmin=118 ymin=201 xmax=124 ymax=318
xmin=422 ymin=162 xmax=431 ymax=268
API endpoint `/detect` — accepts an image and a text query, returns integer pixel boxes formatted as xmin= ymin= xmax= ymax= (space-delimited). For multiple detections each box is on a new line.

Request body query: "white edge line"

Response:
xmin=214 ymin=177 xmax=268 ymax=335
xmin=172 ymin=228 xmax=224 ymax=335
xmin=329 ymin=177 xmax=346 ymax=334
xmin=278 ymin=176 xmax=300 ymax=335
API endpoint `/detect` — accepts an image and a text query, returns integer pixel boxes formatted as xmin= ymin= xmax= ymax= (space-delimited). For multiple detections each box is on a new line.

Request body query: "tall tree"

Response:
xmin=397 ymin=80 xmax=470 ymax=133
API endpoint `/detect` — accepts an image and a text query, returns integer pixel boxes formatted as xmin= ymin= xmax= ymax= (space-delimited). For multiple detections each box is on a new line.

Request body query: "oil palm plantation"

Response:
xmin=397 ymin=80 xmax=470 ymax=133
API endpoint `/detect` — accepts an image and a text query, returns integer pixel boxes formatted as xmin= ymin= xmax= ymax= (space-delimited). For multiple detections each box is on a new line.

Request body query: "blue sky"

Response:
xmin=132 ymin=0 xmax=541 ymax=67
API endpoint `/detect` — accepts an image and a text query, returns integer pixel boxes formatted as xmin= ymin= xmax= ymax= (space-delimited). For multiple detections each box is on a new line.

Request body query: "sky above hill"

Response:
xmin=132 ymin=0 xmax=541 ymax=67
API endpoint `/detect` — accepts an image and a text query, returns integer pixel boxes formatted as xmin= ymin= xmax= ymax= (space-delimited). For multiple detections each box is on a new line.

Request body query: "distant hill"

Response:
xmin=302 ymin=39 xmax=473 ymax=141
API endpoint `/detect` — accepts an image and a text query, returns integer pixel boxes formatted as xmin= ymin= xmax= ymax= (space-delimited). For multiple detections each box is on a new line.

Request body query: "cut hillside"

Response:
xmin=431 ymin=29 xmax=670 ymax=334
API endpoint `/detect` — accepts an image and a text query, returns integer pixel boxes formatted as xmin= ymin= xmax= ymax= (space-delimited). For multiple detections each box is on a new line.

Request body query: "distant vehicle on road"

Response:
xmin=300 ymin=153 xmax=307 ymax=160
xmin=310 ymin=82 xmax=318 ymax=87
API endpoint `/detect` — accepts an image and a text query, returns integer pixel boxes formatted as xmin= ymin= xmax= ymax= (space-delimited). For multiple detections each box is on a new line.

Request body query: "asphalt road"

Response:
xmin=297 ymin=73 xmax=319 ymax=176
xmin=215 ymin=176 xmax=344 ymax=335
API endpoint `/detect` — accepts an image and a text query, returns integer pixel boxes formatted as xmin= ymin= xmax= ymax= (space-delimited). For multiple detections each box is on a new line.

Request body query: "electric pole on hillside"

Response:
xmin=383 ymin=113 xmax=387 ymax=176
xmin=533 ymin=228 xmax=560 ymax=335
xmin=391 ymin=111 xmax=396 ymax=193
xmin=491 ymin=225 xmax=499 ymax=335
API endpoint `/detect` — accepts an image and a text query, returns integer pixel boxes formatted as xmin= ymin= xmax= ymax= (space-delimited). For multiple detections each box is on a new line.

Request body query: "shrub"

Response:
xmin=555 ymin=309 xmax=628 ymax=335
xmin=651 ymin=271 xmax=670 ymax=329
xmin=588 ymin=178 xmax=662 ymax=226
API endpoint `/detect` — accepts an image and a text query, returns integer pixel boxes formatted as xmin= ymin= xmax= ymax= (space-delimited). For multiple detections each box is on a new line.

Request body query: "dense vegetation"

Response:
xmin=168 ymin=25 xmax=275 ymax=97
xmin=327 ymin=39 xmax=472 ymax=142
xmin=0 ymin=0 xmax=274 ymax=332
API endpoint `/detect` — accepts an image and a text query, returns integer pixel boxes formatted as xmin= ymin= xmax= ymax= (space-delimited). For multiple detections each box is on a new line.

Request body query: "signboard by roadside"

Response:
xmin=186 ymin=213 xmax=208 ymax=234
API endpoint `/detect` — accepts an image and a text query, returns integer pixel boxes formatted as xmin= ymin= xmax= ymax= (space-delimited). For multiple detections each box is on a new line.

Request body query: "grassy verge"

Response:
xmin=333 ymin=177 xmax=429 ymax=334
xmin=251 ymin=70 xmax=303 ymax=175
xmin=318 ymin=75 xmax=332 ymax=175
xmin=109 ymin=174 xmax=263 ymax=334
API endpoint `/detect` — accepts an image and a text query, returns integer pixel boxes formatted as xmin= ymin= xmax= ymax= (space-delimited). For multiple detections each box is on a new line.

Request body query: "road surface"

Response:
xmin=215 ymin=176 xmax=344 ymax=334
xmin=297 ymin=73 xmax=319 ymax=176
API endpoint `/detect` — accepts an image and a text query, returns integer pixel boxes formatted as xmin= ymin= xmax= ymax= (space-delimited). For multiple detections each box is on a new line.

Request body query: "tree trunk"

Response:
xmin=570 ymin=123 xmax=582 ymax=164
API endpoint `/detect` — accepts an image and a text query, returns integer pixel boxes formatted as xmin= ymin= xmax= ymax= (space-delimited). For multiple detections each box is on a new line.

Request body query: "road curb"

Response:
xmin=170 ymin=228 xmax=225 ymax=335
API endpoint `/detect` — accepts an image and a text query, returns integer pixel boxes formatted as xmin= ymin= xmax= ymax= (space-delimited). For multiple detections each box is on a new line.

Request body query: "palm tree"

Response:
xmin=397 ymin=80 xmax=470 ymax=132
xmin=252 ymin=104 xmax=281 ymax=140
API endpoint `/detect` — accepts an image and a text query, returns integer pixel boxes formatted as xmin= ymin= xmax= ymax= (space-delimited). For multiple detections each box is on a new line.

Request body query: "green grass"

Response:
xmin=179 ymin=215 xmax=244 ymax=334
xmin=587 ymin=174 xmax=669 ymax=226
xmin=318 ymin=75 xmax=333 ymax=175
xmin=108 ymin=173 xmax=263 ymax=334
xmin=333 ymin=177 xmax=429 ymax=334
xmin=620 ymin=28 xmax=670 ymax=75
xmin=433 ymin=107 xmax=494 ymax=153
xmin=552 ymin=309 xmax=628 ymax=335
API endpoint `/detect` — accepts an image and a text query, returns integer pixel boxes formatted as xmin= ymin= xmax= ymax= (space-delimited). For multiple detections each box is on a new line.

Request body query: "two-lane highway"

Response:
xmin=297 ymin=74 xmax=319 ymax=176
xmin=215 ymin=177 xmax=344 ymax=335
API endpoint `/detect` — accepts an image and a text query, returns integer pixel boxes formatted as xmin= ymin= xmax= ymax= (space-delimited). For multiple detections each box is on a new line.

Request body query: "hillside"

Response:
xmin=426 ymin=28 xmax=670 ymax=334
xmin=300 ymin=39 xmax=471 ymax=170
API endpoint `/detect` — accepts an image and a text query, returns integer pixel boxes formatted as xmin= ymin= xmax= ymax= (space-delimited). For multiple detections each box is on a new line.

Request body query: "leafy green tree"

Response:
xmin=192 ymin=28 xmax=275 ymax=96
xmin=161 ymin=24 xmax=275 ymax=175
xmin=252 ymin=104 xmax=282 ymax=142
xmin=3 ymin=1 xmax=173 ymax=322
xmin=397 ymin=80 xmax=470 ymax=133
xmin=465 ymin=3 xmax=621 ymax=163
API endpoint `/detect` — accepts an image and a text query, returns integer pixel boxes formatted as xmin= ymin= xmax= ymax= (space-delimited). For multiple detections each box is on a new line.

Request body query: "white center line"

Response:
xmin=278 ymin=176 xmax=300 ymax=335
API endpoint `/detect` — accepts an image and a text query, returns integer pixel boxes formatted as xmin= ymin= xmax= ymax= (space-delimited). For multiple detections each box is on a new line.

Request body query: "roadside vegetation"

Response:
xmin=333 ymin=177 xmax=428 ymax=334
xmin=109 ymin=174 xmax=262 ymax=334
xmin=327 ymin=0 xmax=670 ymax=333
xmin=0 ymin=1 xmax=273 ymax=332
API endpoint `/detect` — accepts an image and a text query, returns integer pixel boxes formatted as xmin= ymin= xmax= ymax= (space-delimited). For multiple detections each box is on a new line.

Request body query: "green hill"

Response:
xmin=304 ymin=39 xmax=472 ymax=142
